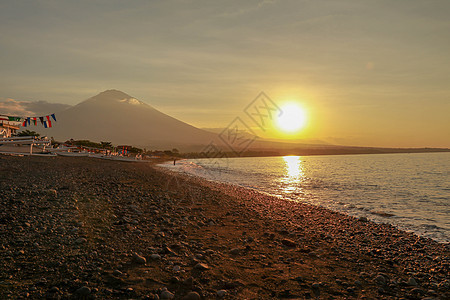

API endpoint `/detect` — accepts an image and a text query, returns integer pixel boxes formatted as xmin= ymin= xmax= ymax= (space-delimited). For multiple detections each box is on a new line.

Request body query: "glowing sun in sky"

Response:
xmin=276 ymin=102 xmax=307 ymax=133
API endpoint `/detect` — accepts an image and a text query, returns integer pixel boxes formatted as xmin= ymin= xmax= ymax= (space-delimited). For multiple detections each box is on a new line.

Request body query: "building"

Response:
xmin=0 ymin=122 xmax=20 ymax=138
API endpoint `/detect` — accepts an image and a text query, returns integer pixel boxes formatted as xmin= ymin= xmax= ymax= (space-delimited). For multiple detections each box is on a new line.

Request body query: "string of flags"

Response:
xmin=0 ymin=113 xmax=57 ymax=128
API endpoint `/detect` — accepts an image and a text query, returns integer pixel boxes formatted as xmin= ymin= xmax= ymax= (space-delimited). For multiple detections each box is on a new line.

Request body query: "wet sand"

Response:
xmin=0 ymin=155 xmax=448 ymax=299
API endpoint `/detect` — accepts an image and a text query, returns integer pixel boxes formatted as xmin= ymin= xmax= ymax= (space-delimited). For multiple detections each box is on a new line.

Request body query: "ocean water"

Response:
xmin=159 ymin=152 xmax=450 ymax=243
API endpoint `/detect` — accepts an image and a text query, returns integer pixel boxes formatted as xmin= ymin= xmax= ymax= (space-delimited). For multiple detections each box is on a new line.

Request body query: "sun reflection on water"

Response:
xmin=280 ymin=156 xmax=304 ymax=194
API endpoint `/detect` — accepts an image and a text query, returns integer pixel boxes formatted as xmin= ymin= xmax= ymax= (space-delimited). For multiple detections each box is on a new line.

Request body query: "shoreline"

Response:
xmin=159 ymin=154 xmax=450 ymax=245
xmin=1 ymin=155 xmax=449 ymax=299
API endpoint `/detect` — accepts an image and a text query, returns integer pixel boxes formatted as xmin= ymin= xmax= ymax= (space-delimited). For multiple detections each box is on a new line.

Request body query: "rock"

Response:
xmin=182 ymin=277 xmax=194 ymax=288
xmin=230 ymin=248 xmax=240 ymax=255
xmin=170 ymin=276 xmax=179 ymax=284
xmin=150 ymin=293 xmax=160 ymax=300
xmin=173 ymin=265 xmax=181 ymax=272
xmin=308 ymin=252 xmax=317 ymax=258
xmin=312 ymin=283 xmax=321 ymax=296
xmin=163 ymin=246 xmax=177 ymax=256
xmin=374 ymin=274 xmax=387 ymax=286
xmin=132 ymin=252 xmax=146 ymax=264
xmin=217 ymin=290 xmax=227 ymax=297
xmin=194 ymin=263 xmax=209 ymax=271
xmin=46 ymin=189 xmax=58 ymax=198
xmin=438 ymin=280 xmax=449 ymax=290
xmin=160 ymin=290 xmax=174 ymax=299
xmin=113 ymin=270 xmax=123 ymax=276
xmin=150 ymin=254 xmax=161 ymax=260
xmin=75 ymin=286 xmax=91 ymax=296
xmin=49 ymin=286 xmax=59 ymax=293
xmin=407 ymin=277 xmax=418 ymax=286
xmin=279 ymin=290 xmax=292 ymax=297
xmin=410 ymin=288 xmax=425 ymax=296
xmin=281 ymin=238 xmax=297 ymax=247
xmin=75 ymin=237 xmax=87 ymax=244
xmin=183 ymin=291 xmax=201 ymax=300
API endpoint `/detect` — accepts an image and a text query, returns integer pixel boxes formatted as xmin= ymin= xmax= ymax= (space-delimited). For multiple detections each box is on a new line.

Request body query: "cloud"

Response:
xmin=0 ymin=98 xmax=72 ymax=117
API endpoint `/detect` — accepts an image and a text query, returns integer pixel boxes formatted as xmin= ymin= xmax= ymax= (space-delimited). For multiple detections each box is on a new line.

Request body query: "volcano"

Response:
xmin=38 ymin=90 xmax=219 ymax=150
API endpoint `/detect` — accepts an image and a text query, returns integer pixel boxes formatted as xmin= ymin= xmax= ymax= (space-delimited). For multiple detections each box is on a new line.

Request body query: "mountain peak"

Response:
xmin=81 ymin=89 xmax=146 ymax=106
xmin=97 ymin=89 xmax=132 ymax=99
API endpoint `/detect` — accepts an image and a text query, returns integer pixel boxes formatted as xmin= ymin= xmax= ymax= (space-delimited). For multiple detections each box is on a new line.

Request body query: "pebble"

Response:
xmin=75 ymin=286 xmax=91 ymax=296
xmin=194 ymin=263 xmax=209 ymax=271
xmin=182 ymin=277 xmax=194 ymax=288
xmin=407 ymin=277 xmax=418 ymax=286
xmin=183 ymin=291 xmax=201 ymax=300
xmin=230 ymin=248 xmax=240 ymax=255
xmin=438 ymin=280 xmax=449 ymax=290
xmin=132 ymin=252 xmax=146 ymax=264
xmin=75 ymin=237 xmax=87 ymax=244
xmin=46 ymin=189 xmax=58 ymax=198
xmin=374 ymin=274 xmax=386 ymax=286
xmin=217 ymin=289 xmax=227 ymax=297
xmin=410 ymin=288 xmax=425 ymax=296
xmin=281 ymin=238 xmax=297 ymax=247
xmin=151 ymin=254 xmax=161 ymax=260
xmin=160 ymin=290 xmax=174 ymax=299
xmin=173 ymin=265 xmax=181 ymax=272
xmin=170 ymin=276 xmax=179 ymax=284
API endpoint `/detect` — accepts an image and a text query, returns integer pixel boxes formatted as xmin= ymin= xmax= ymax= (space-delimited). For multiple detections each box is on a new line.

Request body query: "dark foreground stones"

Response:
xmin=0 ymin=155 xmax=449 ymax=299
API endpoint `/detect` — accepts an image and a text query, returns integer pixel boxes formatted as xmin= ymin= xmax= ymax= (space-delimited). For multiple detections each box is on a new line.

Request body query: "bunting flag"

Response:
xmin=8 ymin=116 xmax=22 ymax=122
xmin=0 ymin=113 xmax=56 ymax=128
xmin=46 ymin=115 xmax=52 ymax=128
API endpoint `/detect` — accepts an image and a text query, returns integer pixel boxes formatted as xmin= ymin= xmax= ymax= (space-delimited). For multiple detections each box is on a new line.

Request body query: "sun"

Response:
xmin=276 ymin=102 xmax=307 ymax=133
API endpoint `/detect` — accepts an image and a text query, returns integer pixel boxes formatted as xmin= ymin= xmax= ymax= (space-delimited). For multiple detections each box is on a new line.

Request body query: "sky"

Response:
xmin=1 ymin=0 xmax=449 ymax=148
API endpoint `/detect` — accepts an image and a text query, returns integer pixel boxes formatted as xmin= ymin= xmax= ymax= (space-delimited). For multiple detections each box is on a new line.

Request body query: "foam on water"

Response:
xmin=159 ymin=152 xmax=450 ymax=243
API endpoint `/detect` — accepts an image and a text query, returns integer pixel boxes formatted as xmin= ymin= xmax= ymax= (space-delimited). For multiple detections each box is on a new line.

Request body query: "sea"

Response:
xmin=159 ymin=152 xmax=450 ymax=244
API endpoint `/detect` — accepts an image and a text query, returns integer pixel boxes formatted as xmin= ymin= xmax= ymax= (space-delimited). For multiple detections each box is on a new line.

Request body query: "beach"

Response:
xmin=0 ymin=155 xmax=448 ymax=299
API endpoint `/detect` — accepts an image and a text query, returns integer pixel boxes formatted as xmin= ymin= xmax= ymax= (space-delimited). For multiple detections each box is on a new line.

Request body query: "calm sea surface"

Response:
xmin=159 ymin=152 xmax=450 ymax=243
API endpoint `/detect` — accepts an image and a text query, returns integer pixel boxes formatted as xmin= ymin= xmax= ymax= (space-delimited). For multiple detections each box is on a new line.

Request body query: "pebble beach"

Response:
xmin=0 ymin=155 xmax=449 ymax=299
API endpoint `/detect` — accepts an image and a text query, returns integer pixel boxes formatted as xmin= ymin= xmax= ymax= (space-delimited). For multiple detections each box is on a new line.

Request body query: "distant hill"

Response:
xmin=35 ymin=90 xmax=450 ymax=155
